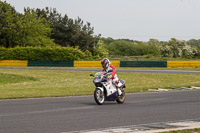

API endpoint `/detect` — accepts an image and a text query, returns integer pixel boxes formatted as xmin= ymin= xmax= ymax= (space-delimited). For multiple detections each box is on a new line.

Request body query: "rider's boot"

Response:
xmin=116 ymin=80 xmax=122 ymax=95
xmin=118 ymin=88 xmax=122 ymax=95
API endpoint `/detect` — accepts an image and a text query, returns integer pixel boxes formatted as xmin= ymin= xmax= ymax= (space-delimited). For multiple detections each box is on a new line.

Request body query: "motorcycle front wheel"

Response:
xmin=116 ymin=90 xmax=125 ymax=104
xmin=94 ymin=88 xmax=105 ymax=105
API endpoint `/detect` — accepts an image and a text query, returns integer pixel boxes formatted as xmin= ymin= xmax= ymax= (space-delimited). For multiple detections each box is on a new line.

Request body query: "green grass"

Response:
xmin=160 ymin=128 xmax=200 ymax=133
xmin=1 ymin=68 xmax=200 ymax=99
xmin=0 ymin=73 xmax=37 ymax=84
xmin=2 ymin=66 xmax=200 ymax=71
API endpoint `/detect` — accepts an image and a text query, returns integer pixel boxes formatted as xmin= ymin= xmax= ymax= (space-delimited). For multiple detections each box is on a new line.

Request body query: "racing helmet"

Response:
xmin=101 ymin=58 xmax=110 ymax=69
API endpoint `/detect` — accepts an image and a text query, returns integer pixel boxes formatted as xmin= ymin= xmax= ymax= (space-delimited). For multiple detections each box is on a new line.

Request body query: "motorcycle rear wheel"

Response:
xmin=116 ymin=90 xmax=125 ymax=104
xmin=94 ymin=88 xmax=105 ymax=105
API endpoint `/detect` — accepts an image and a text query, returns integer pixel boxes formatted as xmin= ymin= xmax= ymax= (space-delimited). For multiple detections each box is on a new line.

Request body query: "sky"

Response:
xmin=4 ymin=0 xmax=200 ymax=41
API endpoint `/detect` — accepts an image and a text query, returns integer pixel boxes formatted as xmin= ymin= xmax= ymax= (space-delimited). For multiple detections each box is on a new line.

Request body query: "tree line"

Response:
xmin=101 ymin=38 xmax=200 ymax=59
xmin=0 ymin=1 xmax=100 ymax=55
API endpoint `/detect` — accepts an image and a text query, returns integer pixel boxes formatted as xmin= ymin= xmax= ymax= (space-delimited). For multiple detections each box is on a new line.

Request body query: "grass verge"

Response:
xmin=0 ymin=68 xmax=200 ymax=99
xmin=160 ymin=128 xmax=200 ymax=133
xmin=0 ymin=73 xmax=37 ymax=84
xmin=2 ymin=66 xmax=200 ymax=71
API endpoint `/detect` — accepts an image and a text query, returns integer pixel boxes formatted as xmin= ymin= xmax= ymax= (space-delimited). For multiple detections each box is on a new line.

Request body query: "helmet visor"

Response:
xmin=101 ymin=62 xmax=105 ymax=68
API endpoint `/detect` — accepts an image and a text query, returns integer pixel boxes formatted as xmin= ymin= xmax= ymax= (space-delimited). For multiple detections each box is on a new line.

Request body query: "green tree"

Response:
xmin=93 ymin=40 xmax=109 ymax=58
xmin=19 ymin=10 xmax=56 ymax=47
xmin=148 ymin=38 xmax=159 ymax=45
xmin=187 ymin=39 xmax=200 ymax=49
xmin=0 ymin=1 xmax=56 ymax=48
xmin=105 ymin=39 xmax=160 ymax=57
xmin=168 ymin=38 xmax=180 ymax=58
xmin=0 ymin=1 xmax=18 ymax=47
xmin=32 ymin=7 xmax=100 ymax=53
xmin=160 ymin=38 xmax=197 ymax=58
xmin=160 ymin=43 xmax=173 ymax=57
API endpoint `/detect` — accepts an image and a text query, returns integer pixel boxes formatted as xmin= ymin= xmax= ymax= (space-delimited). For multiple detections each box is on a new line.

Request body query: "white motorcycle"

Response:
xmin=90 ymin=72 xmax=126 ymax=105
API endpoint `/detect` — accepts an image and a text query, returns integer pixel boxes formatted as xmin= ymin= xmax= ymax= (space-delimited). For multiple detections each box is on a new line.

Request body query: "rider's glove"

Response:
xmin=106 ymin=75 xmax=112 ymax=80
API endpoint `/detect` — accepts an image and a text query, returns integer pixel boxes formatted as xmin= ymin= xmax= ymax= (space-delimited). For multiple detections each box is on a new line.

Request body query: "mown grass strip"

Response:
xmin=0 ymin=73 xmax=37 ymax=85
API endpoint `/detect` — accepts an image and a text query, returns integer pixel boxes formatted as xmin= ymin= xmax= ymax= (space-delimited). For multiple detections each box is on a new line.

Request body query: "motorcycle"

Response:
xmin=90 ymin=72 xmax=126 ymax=105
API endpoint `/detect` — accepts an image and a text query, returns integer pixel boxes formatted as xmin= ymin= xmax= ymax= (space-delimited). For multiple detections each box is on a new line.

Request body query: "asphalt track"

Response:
xmin=0 ymin=90 xmax=200 ymax=133
xmin=1 ymin=67 xmax=200 ymax=74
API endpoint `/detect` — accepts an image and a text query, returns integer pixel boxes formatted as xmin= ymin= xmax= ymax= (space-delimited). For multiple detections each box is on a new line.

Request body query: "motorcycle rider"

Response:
xmin=101 ymin=58 xmax=122 ymax=95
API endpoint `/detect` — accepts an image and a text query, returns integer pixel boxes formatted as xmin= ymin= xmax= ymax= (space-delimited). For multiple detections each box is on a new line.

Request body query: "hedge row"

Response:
xmin=0 ymin=47 xmax=91 ymax=61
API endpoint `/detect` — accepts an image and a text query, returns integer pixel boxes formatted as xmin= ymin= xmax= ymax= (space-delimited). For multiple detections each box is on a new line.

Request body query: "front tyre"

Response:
xmin=94 ymin=88 xmax=105 ymax=105
xmin=116 ymin=90 xmax=125 ymax=104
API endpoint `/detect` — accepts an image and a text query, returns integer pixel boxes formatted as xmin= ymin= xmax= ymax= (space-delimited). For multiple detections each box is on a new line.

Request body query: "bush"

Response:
xmin=106 ymin=40 xmax=161 ymax=57
xmin=0 ymin=47 xmax=92 ymax=61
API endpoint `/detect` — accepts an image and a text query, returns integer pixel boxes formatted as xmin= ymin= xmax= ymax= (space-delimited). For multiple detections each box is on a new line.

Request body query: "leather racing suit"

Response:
xmin=102 ymin=65 xmax=121 ymax=88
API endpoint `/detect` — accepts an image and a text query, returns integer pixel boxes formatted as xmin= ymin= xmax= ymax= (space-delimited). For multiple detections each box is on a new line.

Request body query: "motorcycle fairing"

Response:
xmin=105 ymin=91 xmax=118 ymax=101
xmin=104 ymin=80 xmax=117 ymax=96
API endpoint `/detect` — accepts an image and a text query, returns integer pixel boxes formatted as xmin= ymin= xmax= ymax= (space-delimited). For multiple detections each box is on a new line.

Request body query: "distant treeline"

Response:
xmin=101 ymin=38 xmax=200 ymax=59
xmin=1 ymin=1 xmax=200 ymax=60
